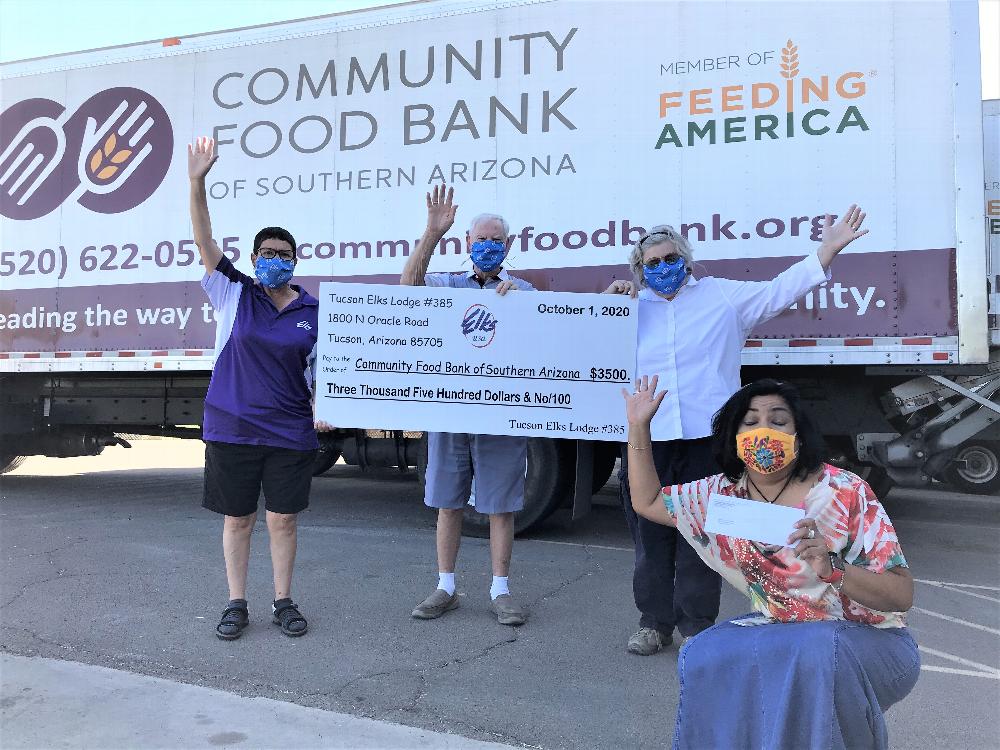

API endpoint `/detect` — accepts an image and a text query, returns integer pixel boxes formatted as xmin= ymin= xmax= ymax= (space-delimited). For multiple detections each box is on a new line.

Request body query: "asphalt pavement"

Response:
xmin=1 ymin=441 xmax=998 ymax=749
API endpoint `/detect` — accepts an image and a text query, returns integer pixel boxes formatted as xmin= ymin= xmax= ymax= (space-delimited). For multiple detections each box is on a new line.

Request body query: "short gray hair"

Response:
xmin=628 ymin=224 xmax=695 ymax=287
xmin=467 ymin=213 xmax=510 ymax=238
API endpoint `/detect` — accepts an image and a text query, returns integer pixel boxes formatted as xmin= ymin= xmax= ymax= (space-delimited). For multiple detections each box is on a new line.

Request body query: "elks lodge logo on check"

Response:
xmin=0 ymin=87 xmax=173 ymax=220
xmin=461 ymin=303 xmax=497 ymax=348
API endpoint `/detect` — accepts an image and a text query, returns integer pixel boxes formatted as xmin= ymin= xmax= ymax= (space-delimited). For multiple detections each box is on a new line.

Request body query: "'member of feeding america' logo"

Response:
xmin=0 ymin=87 xmax=173 ymax=220
xmin=655 ymin=40 xmax=869 ymax=149
xmin=462 ymin=303 xmax=497 ymax=348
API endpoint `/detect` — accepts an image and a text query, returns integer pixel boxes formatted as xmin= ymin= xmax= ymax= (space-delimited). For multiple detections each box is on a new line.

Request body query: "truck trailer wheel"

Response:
xmin=827 ymin=445 xmax=894 ymax=500
xmin=460 ymin=438 xmax=574 ymax=538
xmin=946 ymin=442 xmax=1000 ymax=495
xmin=591 ymin=443 xmax=619 ymax=494
xmin=0 ymin=455 xmax=26 ymax=474
xmin=312 ymin=446 xmax=342 ymax=476
xmin=854 ymin=466 xmax=894 ymax=501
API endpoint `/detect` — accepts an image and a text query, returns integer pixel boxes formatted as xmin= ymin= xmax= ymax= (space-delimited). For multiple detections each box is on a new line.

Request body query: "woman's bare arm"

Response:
xmin=188 ymin=137 xmax=223 ymax=273
xmin=839 ymin=565 xmax=913 ymax=612
xmin=623 ymin=376 xmax=676 ymax=527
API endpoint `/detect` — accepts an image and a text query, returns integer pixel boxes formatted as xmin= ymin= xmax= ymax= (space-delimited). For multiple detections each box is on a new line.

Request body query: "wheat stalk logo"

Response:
xmin=781 ymin=39 xmax=799 ymax=79
xmin=87 ymin=132 xmax=133 ymax=181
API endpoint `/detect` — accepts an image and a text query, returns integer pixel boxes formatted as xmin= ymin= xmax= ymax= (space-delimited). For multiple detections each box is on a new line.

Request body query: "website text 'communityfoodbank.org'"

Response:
xmin=296 ymin=212 xmax=841 ymax=261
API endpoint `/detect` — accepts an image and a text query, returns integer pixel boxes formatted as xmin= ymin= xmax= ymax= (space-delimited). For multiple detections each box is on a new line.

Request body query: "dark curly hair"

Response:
xmin=711 ymin=379 xmax=826 ymax=483
xmin=252 ymin=226 xmax=297 ymax=257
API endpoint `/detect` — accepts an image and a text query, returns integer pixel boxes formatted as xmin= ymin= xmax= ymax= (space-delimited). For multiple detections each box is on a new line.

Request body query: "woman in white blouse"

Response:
xmin=605 ymin=207 xmax=869 ymax=655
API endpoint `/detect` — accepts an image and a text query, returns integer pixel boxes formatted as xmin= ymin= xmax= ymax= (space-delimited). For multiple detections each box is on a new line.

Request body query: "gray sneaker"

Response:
xmin=627 ymin=627 xmax=670 ymax=655
xmin=491 ymin=594 xmax=526 ymax=626
xmin=411 ymin=589 xmax=459 ymax=619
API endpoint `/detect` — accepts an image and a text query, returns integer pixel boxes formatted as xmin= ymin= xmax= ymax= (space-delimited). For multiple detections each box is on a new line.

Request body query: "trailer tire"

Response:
xmin=0 ymin=455 xmax=25 ymax=474
xmin=414 ymin=435 xmax=428 ymax=485
xmin=591 ymin=443 xmax=619 ymax=494
xmin=946 ymin=441 xmax=1000 ymax=495
xmin=827 ymin=447 xmax=894 ymax=500
xmin=312 ymin=446 xmax=341 ymax=476
xmin=855 ymin=466 xmax=894 ymax=501
xmin=460 ymin=438 xmax=574 ymax=538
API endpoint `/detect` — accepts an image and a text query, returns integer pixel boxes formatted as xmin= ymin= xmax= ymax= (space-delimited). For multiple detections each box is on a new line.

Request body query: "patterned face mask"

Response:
xmin=470 ymin=239 xmax=507 ymax=273
xmin=254 ymin=256 xmax=294 ymax=289
xmin=642 ymin=257 xmax=688 ymax=295
xmin=736 ymin=427 xmax=798 ymax=474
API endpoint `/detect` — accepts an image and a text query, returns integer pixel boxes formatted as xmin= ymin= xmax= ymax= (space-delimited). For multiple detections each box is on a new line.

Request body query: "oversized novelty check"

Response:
xmin=315 ymin=283 xmax=637 ymax=439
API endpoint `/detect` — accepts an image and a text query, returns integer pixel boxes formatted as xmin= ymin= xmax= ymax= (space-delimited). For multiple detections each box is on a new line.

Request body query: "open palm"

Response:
xmin=187 ymin=136 xmax=218 ymax=181
xmin=425 ymin=183 xmax=458 ymax=235
xmin=622 ymin=375 xmax=667 ymax=425
xmin=820 ymin=204 xmax=868 ymax=255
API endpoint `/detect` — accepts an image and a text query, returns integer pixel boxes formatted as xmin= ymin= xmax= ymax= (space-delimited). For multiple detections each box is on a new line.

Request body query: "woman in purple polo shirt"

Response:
xmin=188 ymin=136 xmax=322 ymax=640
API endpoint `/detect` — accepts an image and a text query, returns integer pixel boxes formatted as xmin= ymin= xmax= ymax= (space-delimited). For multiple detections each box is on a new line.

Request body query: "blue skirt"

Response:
xmin=674 ymin=617 xmax=920 ymax=750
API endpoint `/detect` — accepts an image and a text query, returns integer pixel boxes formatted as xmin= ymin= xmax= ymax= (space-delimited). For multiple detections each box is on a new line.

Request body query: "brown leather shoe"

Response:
xmin=411 ymin=589 xmax=459 ymax=619
xmin=491 ymin=594 xmax=526 ymax=626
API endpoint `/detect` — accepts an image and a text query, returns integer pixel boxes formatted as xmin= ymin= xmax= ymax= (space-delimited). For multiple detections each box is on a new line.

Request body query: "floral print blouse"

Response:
xmin=664 ymin=464 xmax=909 ymax=628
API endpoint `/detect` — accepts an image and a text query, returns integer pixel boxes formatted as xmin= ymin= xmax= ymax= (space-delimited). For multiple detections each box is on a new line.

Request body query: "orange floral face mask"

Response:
xmin=736 ymin=428 xmax=797 ymax=474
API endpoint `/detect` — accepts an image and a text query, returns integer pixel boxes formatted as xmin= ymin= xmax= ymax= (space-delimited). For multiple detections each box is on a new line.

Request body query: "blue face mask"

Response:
xmin=254 ymin=256 xmax=295 ymax=289
xmin=643 ymin=257 xmax=688 ymax=296
xmin=470 ymin=239 xmax=507 ymax=274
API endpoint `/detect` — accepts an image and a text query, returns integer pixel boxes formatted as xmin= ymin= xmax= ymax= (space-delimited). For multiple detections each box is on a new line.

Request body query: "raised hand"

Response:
xmin=425 ymin=183 xmax=458 ymax=236
xmin=188 ymin=136 xmax=218 ymax=181
xmin=622 ymin=375 xmax=668 ymax=426
xmin=819 ymin=204 xmax=868 ymax=258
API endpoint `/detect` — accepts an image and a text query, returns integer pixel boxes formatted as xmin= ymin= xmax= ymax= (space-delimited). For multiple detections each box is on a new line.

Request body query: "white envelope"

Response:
xmin=703 ymin=493 xmax=805 ymax=546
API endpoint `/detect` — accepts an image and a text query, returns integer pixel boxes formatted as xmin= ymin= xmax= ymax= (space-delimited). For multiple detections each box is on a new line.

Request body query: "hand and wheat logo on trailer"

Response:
xmin=0 ymin=87 xmax=173 ymax=220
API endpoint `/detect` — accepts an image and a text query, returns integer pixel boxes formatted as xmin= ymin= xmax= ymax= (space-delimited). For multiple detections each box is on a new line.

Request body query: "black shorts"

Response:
xmin=202 ymin=441 xmax=317 ymax=517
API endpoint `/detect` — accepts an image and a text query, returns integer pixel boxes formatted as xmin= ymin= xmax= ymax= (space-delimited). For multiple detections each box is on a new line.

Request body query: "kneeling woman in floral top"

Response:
xmin=625 ymin=377 xmax=918 ymax=750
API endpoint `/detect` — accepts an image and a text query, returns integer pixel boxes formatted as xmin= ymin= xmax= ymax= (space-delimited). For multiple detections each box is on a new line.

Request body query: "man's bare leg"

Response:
xmin=489 ymin=512 xmax=514 ymax=577
xmin=488 ymin=512 xmax=525 ymax=625
xmin=412 ymin=507 xmax=464 ymax=619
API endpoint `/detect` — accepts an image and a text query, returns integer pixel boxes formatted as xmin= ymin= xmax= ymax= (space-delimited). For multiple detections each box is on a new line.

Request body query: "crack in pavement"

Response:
xmin=12 ymin=536 xmax=90 ymax=560
xmin=2 ymin=536 xmax=98 ymax=609
xmin=1 ymin=572 xmax=99 ymax=610
xmin=329 ymin=633 xmax=525 ymax=743
xmin=529 ymin=544 xmax=601 ymax=606
xmin=0 ymin=634 xmax=534 ymax=748
xmin=333 ymin=633 xmax=519 ymax=700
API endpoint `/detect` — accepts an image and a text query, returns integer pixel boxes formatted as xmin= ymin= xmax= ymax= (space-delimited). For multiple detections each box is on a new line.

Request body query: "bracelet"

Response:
xmin=627 ymin=441 xmax=651 ymax=451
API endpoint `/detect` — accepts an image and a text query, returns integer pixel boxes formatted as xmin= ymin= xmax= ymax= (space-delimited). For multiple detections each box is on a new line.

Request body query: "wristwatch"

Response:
xmin=819 ymin=553 xmax=846 ymax=592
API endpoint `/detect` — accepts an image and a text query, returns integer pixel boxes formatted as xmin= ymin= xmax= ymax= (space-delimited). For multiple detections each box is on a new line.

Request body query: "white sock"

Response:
xmin=437 ymin=572 xmax=456 ymax=595
xmin=490 ymin=576 xmax=510 ymax=600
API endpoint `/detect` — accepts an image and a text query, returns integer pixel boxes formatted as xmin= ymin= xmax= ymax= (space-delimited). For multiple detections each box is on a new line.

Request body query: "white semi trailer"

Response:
xmin=1 ymin=1 xmax=997 ymax=534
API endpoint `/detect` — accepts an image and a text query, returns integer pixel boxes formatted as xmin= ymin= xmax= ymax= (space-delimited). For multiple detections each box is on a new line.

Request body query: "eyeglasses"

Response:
xmin=643 ymin=253 xmax=681 ymax=270
xmin=257 ymin=248 xmax=295 ymax=261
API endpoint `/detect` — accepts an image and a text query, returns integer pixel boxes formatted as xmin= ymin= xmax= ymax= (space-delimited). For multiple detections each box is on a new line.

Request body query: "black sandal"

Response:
xmin=272 ymin=599 xmax=308 ymax=637
xmin=216 ymin=601 xmax=249 ymax=641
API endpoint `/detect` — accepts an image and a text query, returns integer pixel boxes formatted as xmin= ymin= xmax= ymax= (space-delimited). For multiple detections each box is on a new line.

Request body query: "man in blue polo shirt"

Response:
xmin=189 ymin=136 xmax=320 ymax=641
